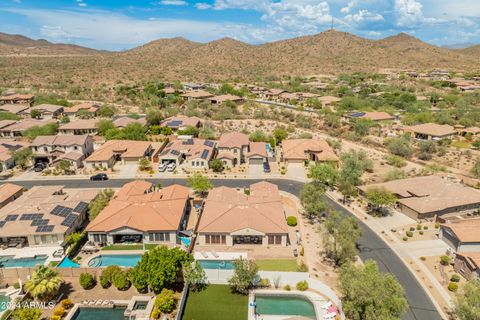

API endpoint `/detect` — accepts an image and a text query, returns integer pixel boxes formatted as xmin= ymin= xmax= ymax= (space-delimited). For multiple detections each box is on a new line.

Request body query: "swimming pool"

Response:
xmin=255 ymin=294 xmax=316 ymax=319
xmin=0 ymin=294 xmax=10 ymax=312
xmin=0 ymin=255 xmax=47 ymax=268
xmin=88 ymin=254 xmax=141 ymax=267
xmin=71 ymin=307 xmax=126 ymax=320
xmin=58 ymin=257 xmax=80 ymax=268
xmin=197 ymin=260 xmax=234 ymax=269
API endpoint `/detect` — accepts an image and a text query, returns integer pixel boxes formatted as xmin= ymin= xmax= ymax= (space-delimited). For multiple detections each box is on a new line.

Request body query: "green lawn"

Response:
xmin=256 ymin=259 xmax=301 ymax=272
xmin=182 ymin=285 xmax=248 ymax=320
xmin=101 ymin=244 xmax=158 ymax=251
xmin=451 ymin=141 xmax=471 ymax=149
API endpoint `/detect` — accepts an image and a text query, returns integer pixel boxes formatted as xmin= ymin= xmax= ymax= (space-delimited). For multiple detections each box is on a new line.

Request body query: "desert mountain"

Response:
xmin=0 ymin=32 xmax=100 ymax=55
xmin=0 ymin=30 xmax=478 ymax=86
xmin=459 ymin=44 xmax=480 ymax=57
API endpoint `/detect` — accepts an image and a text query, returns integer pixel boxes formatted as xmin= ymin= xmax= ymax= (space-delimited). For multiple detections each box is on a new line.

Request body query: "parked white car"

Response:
xmin=167 ymin=163 xmax=176 ymax=172
xmin=158 ymin=163 xmax=167 ymax=172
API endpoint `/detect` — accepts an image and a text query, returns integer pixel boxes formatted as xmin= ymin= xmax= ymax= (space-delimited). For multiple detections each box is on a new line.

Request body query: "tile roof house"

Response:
xmin=31 ymin=135 xmax=94 ymax=169
xmin=0 ymin=93 xmax=35 ymax=106
xmin=59 ymin=119 xmax=97 ymax=135
xmin=0 ymin=185 xmax=98 ymax=247
xmin=0 ymin=104 xmax=30 ymax=115
xmin=217 ymin=132 xmax=250 ymax=167
xmin=0 ymin=183 xmax=23 ymax=209
xmin=281 ymin=139 xmax=338 ymax=164
xmin=208 ymin=94 xmax=244 ymax=105
xmin=180 ymin=90 xmax=214 ymax=101
xmin=349 ymin=111 xmax=395 ymax=122
xmin=440 ymin=219 xmax=480 ymax=253
xmin=247 ymin=142 xmax=268 ymax=165
xmin=30 ymin=104 xmax=64 ymax=120
xmin=161 ymin=116 xmax=203 ymax=130
xmin=359 ymin=175 xmax=480 ymax=220
xmin=158 ymin=137 xmax=215 ymax=170
xmin=0 ymin=140 xmax=30 ymax=172
xmin=0 ymin=119 xmax=56 ymax=137
xmin=197 ymin=182 xmax=289 ymax=246
xmin=63 ymin=103 xmax=100 ymax=119
xmin=405 ymin=123 xmax=456 ymax=140
xmin=454 ymin=252 xmax=480 ymax=280
xmin=86 ymin=181 xmax=190 ymax=246
xmin=113 ymin=116 xmax=147 ymax=128
xmin=85 ymin=140 xmax=153 ymax=169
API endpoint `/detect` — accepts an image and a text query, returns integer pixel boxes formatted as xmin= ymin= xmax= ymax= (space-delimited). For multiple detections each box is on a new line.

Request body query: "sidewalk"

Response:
xmin=326 ymin=190 xmax=452 ymax=318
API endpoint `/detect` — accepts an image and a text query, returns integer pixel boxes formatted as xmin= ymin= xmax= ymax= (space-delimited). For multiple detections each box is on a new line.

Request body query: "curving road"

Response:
xmin=14 ymin=178 xmax=443 ymax=320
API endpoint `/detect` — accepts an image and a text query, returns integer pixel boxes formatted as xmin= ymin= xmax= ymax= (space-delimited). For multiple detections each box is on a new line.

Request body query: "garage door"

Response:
xmin=249 ymin=157 xmax=264 ymax=165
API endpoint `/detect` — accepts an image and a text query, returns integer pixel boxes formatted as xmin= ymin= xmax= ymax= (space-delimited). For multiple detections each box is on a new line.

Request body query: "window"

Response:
xmin=34 ymin=147 xmax=38 ymax=152
xmin=205 ymin=234 xmax=226 ymax=244
xmin=149 ymin=232 xmax=171 ymax=242
xmin=233 ymin=149 xmax=238 ymax=154
xmin=74 ymin=146 xmax=78 ymax=150
xmin=93 ymin=234 xmax=107 ymax=243
xmin=43 ymin=147 xmax=48 ymax=152
xmin=268 ymin=235 xmax=282 ymax=245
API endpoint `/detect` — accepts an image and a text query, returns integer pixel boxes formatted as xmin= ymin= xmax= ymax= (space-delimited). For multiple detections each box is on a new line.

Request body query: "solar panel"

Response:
xmin=166 ymin=142 xmax=173 ymax=148
xmin=36 ymin=225 xmax=54 ymax=233
xmin=20 ymin=213 xmax=43 ymax=220
xmin=73 ymin=202 xmax=88 ymax=213
xmin=61 ymin=214 xmax=78 ymax=227
xmin=51 ymin=205 xmax=63 ymax=215
xmin=204 ymin=140 xmax=214 ymax=147
xmin=171 ymin=150 xmax=181 ymax=156
xmin=0 ymin=221 xmax=5 ymax=228
xmin=183 ymin=139 xmax=194 ymax=145
xmin=201 ymin=149 xmax=209 ymax=159
xmin=51 ymin=206 xmax=72 ymax=217
xmin=166 ymin=120 xmax=182 ymax=127
xmin=31 ymin=219 xmax=49 ymax=227
xmin=5 ymin=214 xmax=18 ymax=221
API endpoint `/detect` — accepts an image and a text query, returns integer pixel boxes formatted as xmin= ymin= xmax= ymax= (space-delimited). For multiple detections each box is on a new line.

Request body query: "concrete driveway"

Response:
xmin=393 ymin=239 xmax=450 ymax=258
xmin=248 ymin=163 xmax=264 ymax=178
xmin=286 ymin=163 xmax=306 ymax=181
xmin=114 ymin=163 xmax=138 ymax=178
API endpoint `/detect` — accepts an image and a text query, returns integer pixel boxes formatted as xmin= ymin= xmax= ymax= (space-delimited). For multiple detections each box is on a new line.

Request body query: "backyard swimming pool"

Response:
xmin=0 ymin=255 xmax=47 ymax=268
xmin=197 ymin=260 xmax=234 ymax=269
xmin=58 ymin=257 xmax=80 ymax=268
xmin=71 ymin=307 xmax=126 ymax=320
xmin=255 ymin=294 xmax=316 ymax=319
xmin=88 ymin=254 xmax=141 ymax=267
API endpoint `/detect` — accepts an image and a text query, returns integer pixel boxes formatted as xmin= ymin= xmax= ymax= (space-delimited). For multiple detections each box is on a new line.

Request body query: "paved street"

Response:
xmin=13 ymin=177 xmax=443 ymax=320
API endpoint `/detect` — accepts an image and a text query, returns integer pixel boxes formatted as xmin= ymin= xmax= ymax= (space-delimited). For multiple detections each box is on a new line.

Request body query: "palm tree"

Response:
xmin=24 ymin=266 xmax=62 ymax=301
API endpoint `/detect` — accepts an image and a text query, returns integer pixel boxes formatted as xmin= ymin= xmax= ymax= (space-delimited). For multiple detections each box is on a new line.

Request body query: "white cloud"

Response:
xmin=78 ymin=3 xmax=87 ymax=7
xmin=195 ymin=3 xmax=211 ymax=10
xmin=159 ymin=0 xmax=187 ymax=6
xmin=340 ymin=1 xmax=355 ymax=14
xmin=345 ymin=9 xmax=384 ymax=24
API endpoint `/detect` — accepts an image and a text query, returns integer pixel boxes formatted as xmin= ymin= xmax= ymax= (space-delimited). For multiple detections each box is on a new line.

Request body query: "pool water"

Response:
xmin=255 ymin=295 xmax=316 ymax=319
xmin=0 ymin=294 xmax=10 ymax=312
xmin=88 ymin=254 xmax=141 ymax=267
xmin=58 ymin=257 xmax=80 ymax=268
xmin=72 ymin=307 xmax=126 ymax=320
xmin=197 ymin=260 xmax=234 ymax=269
xmin=0 ymin=255 xmax=47 ymax=268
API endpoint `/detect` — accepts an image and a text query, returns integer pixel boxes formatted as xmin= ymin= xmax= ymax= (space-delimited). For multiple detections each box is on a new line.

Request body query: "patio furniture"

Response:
xmin=211 ymin=250 xmax=219 ymax=258
xmin=95 ymin=300 xmax=103 ymax=306
xmin=324 ymin=313 xmax=337 ymax=320
xmin=201 ymin=251 xmax=208 ymax=258
xmin=321 ymin=301 xmax=333 ymax=309
xmin=293 ymin=249 xmax=298 ymax=257
xmin=53 ymin=249 xmax=64 ymax=258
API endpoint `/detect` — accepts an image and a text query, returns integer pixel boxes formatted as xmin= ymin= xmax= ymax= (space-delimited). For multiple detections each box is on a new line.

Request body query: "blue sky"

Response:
xmin=0 ymin=0 xmax=479 ymax=50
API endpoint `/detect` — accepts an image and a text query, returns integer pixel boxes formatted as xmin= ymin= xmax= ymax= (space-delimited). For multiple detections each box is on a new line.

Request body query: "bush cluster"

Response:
xmin=79 ymin=272 xmax=96 ymax=290
xmin=286 ymin=216 xmax=297 ymax=227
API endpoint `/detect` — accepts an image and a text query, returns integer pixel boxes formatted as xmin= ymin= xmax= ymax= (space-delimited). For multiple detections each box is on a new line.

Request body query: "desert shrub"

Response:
xmin=416 ymin=225 xmax=422 ymax=230
xmin=406 ymin=231 xmax=413 ymax=237
xmin=79 ymin=272 xmax=96 ymax=289
xmin=419 ymin=231 xmax=424 ymax=235
xmin=100 ymin=265 xmax=121 ymax=288
xmin=440 ymin=255 xmax=451 ymax=266
xmin=297 ymin=263 xmax=308 ymax=272
xmin=53 ymin=307 xmax=65 ymax=317
xmin=50 ymin=316 xmax=61 ymax=320
xmin=448 ymin=282 xmax=458 ymax=292
xmin=112 ymin=270 xmax=130 ymax=290
xmin=450 ymin=274 xmax=461 ymax=282
xmin=423 ymin=226 xmax=428 ymax=230
xmin=296 ymin=280 xmax=308 ymax=291
xmin=154 ymin=288 xmax=177 ymax=314
xmin=286 ymin=216 xmax=297 ymax=226
xmin=284 ymin=284 xmax=291 ymax=291
xmin=259 ymin=278 xmax=271 ymax=288
xmin=61 ymin=299 xmax=73 ymax=309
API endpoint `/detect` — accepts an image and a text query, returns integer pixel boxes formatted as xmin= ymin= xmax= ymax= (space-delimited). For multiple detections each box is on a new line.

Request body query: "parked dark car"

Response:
xmin=263 ymin=162 xmax=271 ymax=173
xmin=34 ymin=162 xmax=47 ymax=172
xmin=90 ymin=173 xmax=108 ymax=181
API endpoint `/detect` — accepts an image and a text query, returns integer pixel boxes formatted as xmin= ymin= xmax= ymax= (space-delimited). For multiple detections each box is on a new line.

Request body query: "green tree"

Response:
xmin=76 ymin=109 xmax=93 ymax=119
xmin=453 ymin=279 xmax=480 ymax=320
xmin=323 ymin=211 xmax=361 ymax=266
xmin=96 ymin=119 xmax=115 ymax=136
xmin=130 ymin=246 xmax=191 ymax=293
xmin=198 ymin=125 xmax=216 ymax=140
xmin=384 ymin=169 xmax=407 ymax=182
xmin=249 ymin=130 xmax=268 ymax=142
xmin=105 ymin=123 xmax=147 ymax=141
xmin=308 ymin=163 xmax=339 ymax=187
xmin=97 ymin=105 xmax=116 ymax=118
xmin=337 ymin=150 xmax=372 ymax=201
xmin=324 ymin=113 xmax=341 ymax=128
xmin=209 ymin=159 xmax=224 ymax=173
xmin=273 ymin=127 xmax=288 ymax=145
xmin=300 ymin=182 xmax=328 ymax=220
xmin=23 ymin=123 xmax=59 ymax=140
xmin=88 ymin=189 xmax=115 ymax=221
xmin=138 ymin=157 xmax=151 ymax=171
xmin=30 ymin=109 xmax=42 ymax=119
xmin=387 ymin=137 xmax=413 ymax=159
xmin=352 ymin=119 xmax=374 ymax=137
xmin=11 ymin=148 xmax=33 ymax=170
xmin=177 ymin=126 xmax=199 ymax=137
xmin=339 ymin=260 xmax=407 ymax=320
xmin=418 ymin=140 xmax=437 ymax=160
xmin=11 ymin=307 xmax=41 ymax=320
xmin=154 ymin=288 xmax=177 ymax=314
xmin=146 ymin=109 xmax=164 ymax=126
xmin=365 ymin=188 xmax=396 ymax=216
xmin=24 ymin=266 xmax=62 ymax=301
xmin=187 ymin=173 xmax=213 ymax=196
xmin=55 ymin=160 xmax=73 ymax=174
xmin=182 ymin=261 xmax=207 ymax=291
xmin=385 ymin=154 xmax=407 ymax=168
xmin=228 ymin=258 xmax=258 ymax=294
xmin=0 ymin=111 xmax=21 ymax=120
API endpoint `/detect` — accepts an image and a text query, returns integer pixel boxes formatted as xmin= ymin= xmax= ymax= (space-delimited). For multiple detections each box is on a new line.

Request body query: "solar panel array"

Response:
xmin=0 ymin=221 xmax=5 ymax=228
xmin=51 ymin=205 xmax=73 ymax=217
xmin=61 ymin=214 xmax=78 ymax=227
xmin=73 ymin=202 xmax=88 ymax=213
xmin=201 ymin=149 xmax=209 ymax=159
xmin=204 ymin=140 xmax=214 ymax=147
xmin=20 ymin=213 xmax=43 ymax=221
xmin=183 ymin=139 xmax=194 ymax=145
xmin=171 ymin=150 xmax=181 ymax=156
xmin=31 ymin=219 xmax=49 ymax=227
xmin=5 ymin=214 xmax=18 ymax=221
xmin=167 ymin=120 xmax=182 ymax=127
xmin=36 ymin=225 xmax=54 ymax=233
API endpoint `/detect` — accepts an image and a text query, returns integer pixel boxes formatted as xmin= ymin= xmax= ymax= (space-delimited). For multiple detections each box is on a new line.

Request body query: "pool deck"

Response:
xmin=249 ymin=289 xmax=327 ymax=320
xmin=193 ymin=251 xmax=247 ymax=260
xmin=0 ymin=245 xmax=63 ymax=266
